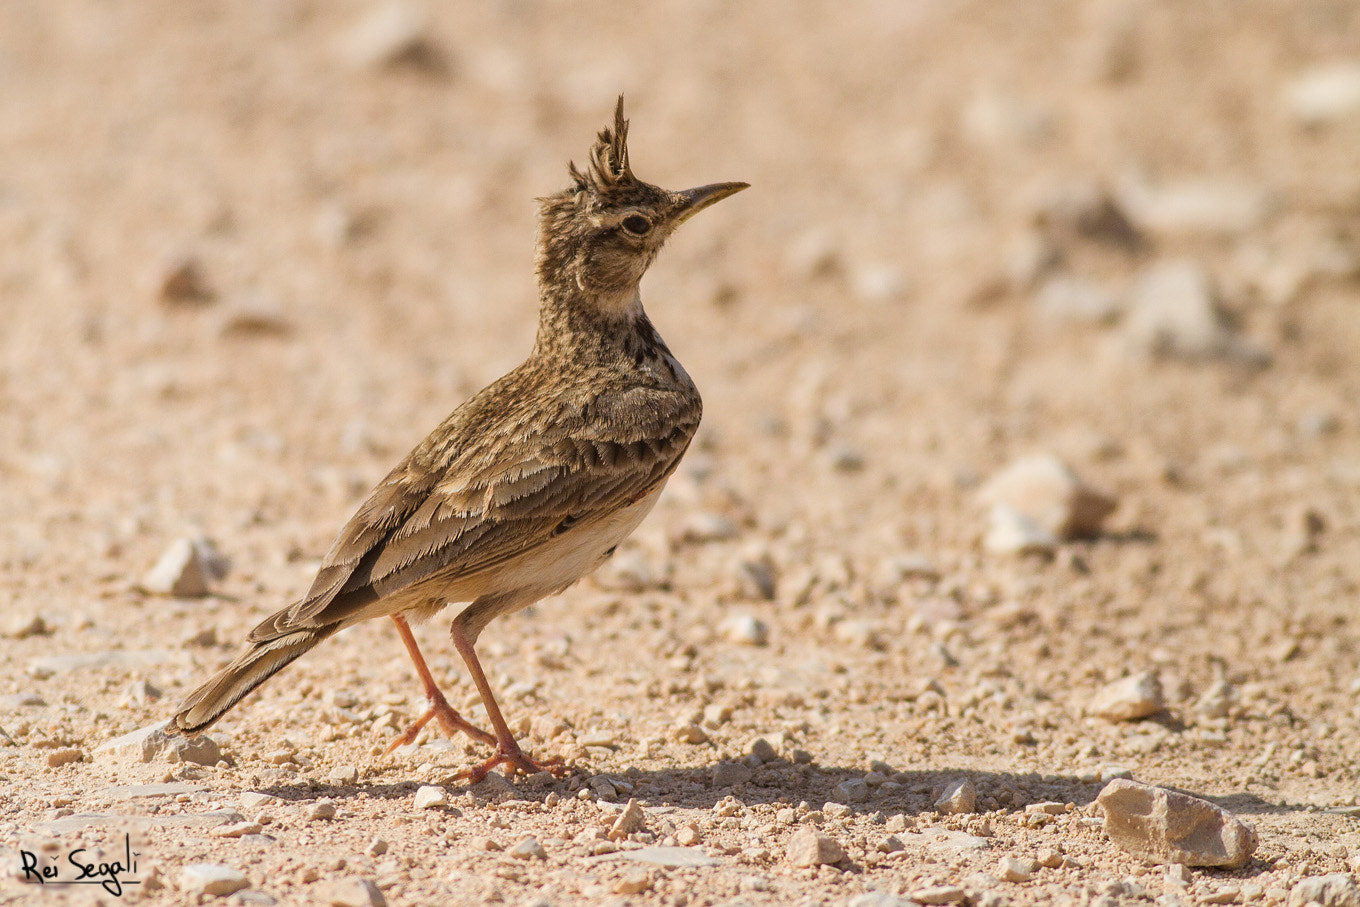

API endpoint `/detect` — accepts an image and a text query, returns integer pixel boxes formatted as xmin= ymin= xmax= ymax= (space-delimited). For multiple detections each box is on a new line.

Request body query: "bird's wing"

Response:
xmin=248 ymin=385 xmax=698 ymax=641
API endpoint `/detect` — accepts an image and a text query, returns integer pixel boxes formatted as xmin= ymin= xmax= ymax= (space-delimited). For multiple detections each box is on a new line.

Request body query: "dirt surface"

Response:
xmin=3 ymin=2 xmax=1360 ymax=905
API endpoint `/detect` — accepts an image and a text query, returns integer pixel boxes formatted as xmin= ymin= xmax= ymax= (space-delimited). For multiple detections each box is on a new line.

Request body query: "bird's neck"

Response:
xmin=533 ymin=282 xmax=657 ymax=363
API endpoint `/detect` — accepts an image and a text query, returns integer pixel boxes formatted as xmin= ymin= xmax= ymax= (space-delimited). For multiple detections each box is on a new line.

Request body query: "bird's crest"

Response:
xmin=568 ymin=95 xmax=633 ymax=193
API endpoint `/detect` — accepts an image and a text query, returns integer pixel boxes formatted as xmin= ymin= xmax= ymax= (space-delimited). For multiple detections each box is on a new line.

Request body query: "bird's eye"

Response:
xmin=621 ymin=215 xmax=652 ymax=236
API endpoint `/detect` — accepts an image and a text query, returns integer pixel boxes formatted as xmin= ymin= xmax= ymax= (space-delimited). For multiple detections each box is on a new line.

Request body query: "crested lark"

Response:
xmin=172 ymin=97 xmax=746 ymax=781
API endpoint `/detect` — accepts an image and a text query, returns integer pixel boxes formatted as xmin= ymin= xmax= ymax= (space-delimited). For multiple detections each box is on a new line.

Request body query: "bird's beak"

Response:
xmin=672 ymin=181 xmax=749 ymax=226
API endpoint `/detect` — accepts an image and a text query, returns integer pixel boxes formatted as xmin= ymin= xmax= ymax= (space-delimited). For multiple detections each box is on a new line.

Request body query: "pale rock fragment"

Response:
xmin=1097 ymin=779 xmax=1257 ymax=868
xmin=1090 ymin=671 xmax=1164 ymax=721
xmin=786 ymin=826 xmax=845 ymax=867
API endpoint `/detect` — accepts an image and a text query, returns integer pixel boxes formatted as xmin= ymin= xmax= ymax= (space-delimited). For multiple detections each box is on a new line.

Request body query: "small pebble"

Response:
xmin=1037 ymin=847 xmax=1064 ymax=868
xmin=998 ymin=855 xmax=1037 ymax=882
xmin=719 ymin=614 xmax=769 ymax=647
xmin=413 ymin=786 xmax=448 ymax=809
xmin=306 ymin=800 xmax=337 ymax=821
xmin=674 ymin=722 xmax=709 ymax=745
xmin=210 ymin=821 xmax=263 ymax=838
xmin=181 ymin=863 xmax=249 ymax=897
xmin=1090 ymin=671 xmax=1164 ymax=721
xmin=836 ymin=778 xmax=870 ymax=803
xmin=321 ymin=876 xmax=387 ymax=907
xmin=910 ymin=886 xmax=968 ymax=905
xmin=609 ymin=798 xmax=647 ymax=840
xmin=141 ymin=537 xmax=228 ymax=597
xmin=786 ymin=826 xmax=845 ymax=867
xmin=511 ymin=837 xmax=547 ymax=860
xmin=712 ymin=762 xmax=754 ymax=788
xmin=749 ymin=737 xmax=778 ymax=763
xmin=329 ymin=765 xmax=359 ymax=785
xmin=615 ymin=870 xmax=652 ymax=895
xmin=934 ymin=778 xmax=977 ymax=815
xmin=46 ymin=747 xmax=84 ymax=768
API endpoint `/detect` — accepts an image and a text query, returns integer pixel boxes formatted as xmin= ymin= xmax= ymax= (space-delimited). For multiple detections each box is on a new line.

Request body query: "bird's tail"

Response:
xmin=172 ymin=627 xmax=334 ymax=734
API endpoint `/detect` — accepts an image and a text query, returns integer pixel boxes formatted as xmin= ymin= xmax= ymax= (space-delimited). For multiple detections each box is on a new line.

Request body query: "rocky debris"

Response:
xmin=980 ymin=455 xmax=1117 ymax=541
xmin=322 ymin=877 xmax=387 ymax=907
xmin=674 ymin=721 xmax=709 ymax=744
xmin=984 ymin=506 xmax=1058 ymax=556
xmin=719 ymin=614 xmax=769 ymax=646
xmin=1036 ymin=847 xmax=1064 ymax=868
xmin=920 ymin=826 xmax=990 ymax=852
xmin=156 ymin=254 xmax=214 ymax=304
xmin=210 ymin=821 xmax=263 ymax=839
xmin=412 ymin=786 xmax=448 ymax=809
xmin=615 ymin=870 xmax=652 ymax=895
xmin=1287 ymin=874 xmax=1360 ymax=907
xmin=510 ymin=836 xmax=547 ymax=860
xmin=141 ymin=537 xmax=229 ymax=597
xmin=998 ymin=855 xmax=1037 ymax=882
xmin=1097 ymin=779 xmax=1257 ymax=868
xmin=3 ymin=613 xmax=51 ymax=639
xmin=306 ymin=800 xmax=337 ymax=821
xmin=338 ymin=2 xmax=440 ymax=71
xmin=836 ymin=778 xmax=870 ymax=803
xmin=589 ymin=846 xmax=718 ymax=868
xmin=1285 ymin=63 xmax=1360 ymax=126
xmin=329 ymin=764 xmax=359 ymax=785
xmin=909 ymin=885 xmax=968 ymax=905
xmin=121 ymin=679 xmax=163 ymax=706
xmin=786 ymin=826 xmax=845 ymax=867
xmin=1090 ymin=670 xmax=1164 ymax=721
xmin=934 ymin=778 xmax=977 ymax=815
xmin=749 ymin=737 xmax=778 ymax=763
xmin=181 ymin=863 xmax=249 ymax=897
xmin=45 ymin=747 xmax=84 ymax=767
xmin=96 ymin=722 xmax=221 ymax=765
xmin=1123 ymin=259 xmax=1267 ymax=363
xmin=1030 ymin=178 xmax=1141 ymax=248
xmin=1195 ymin=678 xmax=1236 ymax=719
xmin=1116 ymin=174 xmax=1275 ymax=236
xmin=962 ymin=88 xmax=1054 ymax=148
xmin=608 ymin=798 xmax=647 ymax=840
xmin=712 ymin=762 xmax=754 ymax=788
xmin=1033 ymin=274 xmax=1124 ymax=324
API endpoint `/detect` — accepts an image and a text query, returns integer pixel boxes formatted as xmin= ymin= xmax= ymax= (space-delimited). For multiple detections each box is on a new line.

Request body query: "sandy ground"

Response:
xmin=3 ymin=1 xmax=1360 ymax=905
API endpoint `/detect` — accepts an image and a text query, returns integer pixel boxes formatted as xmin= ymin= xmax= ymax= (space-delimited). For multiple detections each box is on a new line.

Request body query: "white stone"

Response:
xmin=1288 ymin=873 xmax=1360 ymax=907
xmin=934 ymin=778 xmax=977 ymax=815
xmin=1098 ymin=779 xmax=1257 ymax=868
xmin=984 ymin=505 xmax=1058 ymax=556
xmin=96 ymin=722 xmax=221 ymax=765
xmin=338 ymin=2 xmax=432 ymax=70
xmin=322 ymin=877 xmax=387 ymax=907
xmin=1090 ymin=671 xmax=1164 ymax=721
xmin=998 ymin=855 xmax=1036 ymax=882
xmin=181 ymin=863 xmax=249 ymax=897
xmin=1033 ymin=274 xmax=1124 ymax=324
xmin=511 ymin=837 xmax=547 ymax=860
xmin=980 ymin=455 xmax=1117 ymax=539
xmin=720 ymin=614 xmax=769 ymax=646
xmin=1117 ymin=175 xmax=1274 ymax=236
xmin=835 ymin=778 xmax=870 ymax=803
xmin=1285 ymin=63 xmax=1360 ymax=126
xmin=413 ymin=785 xmax=448 ymax=809
xmin=142 ymin=537 xmax=229 ymax=597
xmin=1123 ymin=259 xmax=1267 ymax=364
xmin=608 ymin=798 xmax=647 ymax=840
xmin=786 ymin=826 xmax=845 ymax=867
xmin=910 ymin=886 xmax=968 ymax=905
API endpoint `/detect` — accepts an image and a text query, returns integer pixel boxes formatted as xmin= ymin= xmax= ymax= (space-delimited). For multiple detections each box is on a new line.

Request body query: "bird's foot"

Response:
xmin=454 ymin=740 xmax=567 ymax=784
xmin=385 ymin=694 xmax=496 ymax=754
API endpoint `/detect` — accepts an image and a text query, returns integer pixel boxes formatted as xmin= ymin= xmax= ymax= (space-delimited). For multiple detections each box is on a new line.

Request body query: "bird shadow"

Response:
xmin=249 ymin=757 xmax=1293 ymax=821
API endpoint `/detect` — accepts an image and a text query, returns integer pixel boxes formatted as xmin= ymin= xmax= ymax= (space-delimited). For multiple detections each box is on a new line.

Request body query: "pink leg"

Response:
xmin=385 ymin=614 xmax=496 ymax=753
xmin=448 ymin=620 xmax=566 ymax=782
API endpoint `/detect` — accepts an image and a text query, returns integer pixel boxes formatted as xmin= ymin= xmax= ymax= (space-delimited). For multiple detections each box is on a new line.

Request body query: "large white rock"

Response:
xmin=1098 ymin=779 xmax=1257 ymax=868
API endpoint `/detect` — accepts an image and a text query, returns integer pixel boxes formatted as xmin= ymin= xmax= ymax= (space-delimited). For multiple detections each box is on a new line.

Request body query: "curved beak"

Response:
xmin=672 ymin=181 xmax=749 ymax=225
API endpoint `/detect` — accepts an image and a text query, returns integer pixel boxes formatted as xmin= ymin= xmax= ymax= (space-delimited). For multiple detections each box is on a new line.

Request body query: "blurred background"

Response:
xmin=2 ymin=0 xmax=1360 ymax=855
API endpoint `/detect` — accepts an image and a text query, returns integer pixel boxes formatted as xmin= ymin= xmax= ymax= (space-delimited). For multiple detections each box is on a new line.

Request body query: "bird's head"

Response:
xmin=534 ymin=96 xmax=747 ymax=308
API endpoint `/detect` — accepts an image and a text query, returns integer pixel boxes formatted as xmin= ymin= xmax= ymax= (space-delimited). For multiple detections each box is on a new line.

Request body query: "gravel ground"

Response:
xmin=3 ymin=2 xmax=1360 ymax=906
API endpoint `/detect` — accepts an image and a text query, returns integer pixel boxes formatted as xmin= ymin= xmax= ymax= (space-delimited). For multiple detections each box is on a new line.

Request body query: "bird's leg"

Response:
xmin=385 ymin=614 xmax=495 ymax=753
xmin=448 ymin=620 xmax=566 ymax=783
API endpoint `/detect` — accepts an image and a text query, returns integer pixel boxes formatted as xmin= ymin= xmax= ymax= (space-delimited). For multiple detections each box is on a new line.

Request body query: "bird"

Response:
xmin=171 ymin=96 xmax=747 ymax=782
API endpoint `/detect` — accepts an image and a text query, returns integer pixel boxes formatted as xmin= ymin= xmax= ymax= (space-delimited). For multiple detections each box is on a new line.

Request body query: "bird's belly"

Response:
xmin=496 ymin=484 xmax=665 ymax=598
